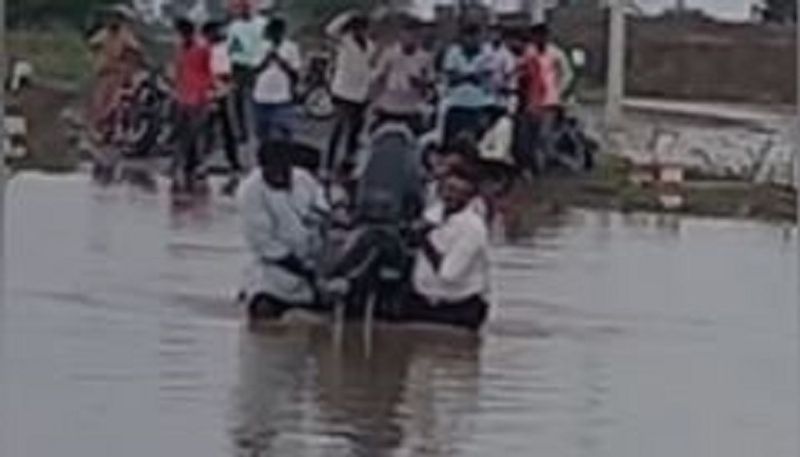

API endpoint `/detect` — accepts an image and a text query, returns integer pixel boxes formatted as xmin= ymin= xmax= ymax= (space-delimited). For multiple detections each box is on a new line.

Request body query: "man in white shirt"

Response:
xmin=238 ymin=140 xmax=328 ymax=319
xmin=442 ymin=23 xmax=495 ymax=147
xmin=325 ymin=12 xmax=375 ymax=175
xmin=486 ymin=26 xmax=518 ymax=114
xmin=409 ymin=166 xmax=491 ymax=331
xmin=252 ymin=17 xmax=301 ymax=141
xmin=371 ymin=21 xmax=433 ymax=134
xmin=202 ymin=21 xmax=241 ymax=193
xmin=227 ymin=1 xmax=268 ymax=142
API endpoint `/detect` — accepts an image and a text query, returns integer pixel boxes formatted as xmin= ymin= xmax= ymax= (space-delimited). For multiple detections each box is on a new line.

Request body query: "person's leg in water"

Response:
xmin=231 ymin=64 xmax=253 ymax=143
xmin=219 ymin=96 xmax=243 ymax=195
xmin=173 ymin=106 xmax=192 ymax=191
xmin=182 ymin=107 xmax=209 ymax=193
xmin=343 ymin=101 xmax=367 ymax=170
xmin=526 ymin=106 xmax=562 ymax=175
xmin=326 ymin=97 xmax=354 ymax=176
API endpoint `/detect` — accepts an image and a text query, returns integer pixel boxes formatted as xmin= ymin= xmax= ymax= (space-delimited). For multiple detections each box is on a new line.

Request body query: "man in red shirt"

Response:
xmin=173 ymin=18 xmax=214 ymax=193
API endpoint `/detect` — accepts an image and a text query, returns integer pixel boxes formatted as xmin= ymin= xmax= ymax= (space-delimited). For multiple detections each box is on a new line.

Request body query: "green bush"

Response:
xmin=9 ymin=0 xmax=120 ymax=29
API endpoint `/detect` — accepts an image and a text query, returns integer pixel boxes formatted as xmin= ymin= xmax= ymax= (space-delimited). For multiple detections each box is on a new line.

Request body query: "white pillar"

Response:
xmin=606 ymin=0 xmax=626 ymax=129
xmin=0 ymin=0 xmax=6 ymax=299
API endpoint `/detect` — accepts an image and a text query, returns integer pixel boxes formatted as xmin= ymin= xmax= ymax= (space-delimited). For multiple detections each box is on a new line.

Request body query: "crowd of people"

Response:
xmin=87 ymin=2 xmax=580 ymax=331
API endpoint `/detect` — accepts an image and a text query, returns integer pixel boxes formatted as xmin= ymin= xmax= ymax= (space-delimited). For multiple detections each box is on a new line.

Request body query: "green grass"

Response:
xmin=8 ymin=27 xmax=91 ymax=86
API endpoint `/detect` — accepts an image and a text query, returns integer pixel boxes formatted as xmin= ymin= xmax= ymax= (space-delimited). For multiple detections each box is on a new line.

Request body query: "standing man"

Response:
xmin=409 ymin=166 xmax=491 ymax=331
xmin=325 ymin=12 xmax=375 ymax=176
xmin=441 ymin=23 xmax=494 ymax=147
xmin=252 ymin=17 xmax=302 ymax=142
xmin=371 ymin=20 xmax=434 ymax=134
xmin=485 ymin=26 xmax=518 ymax=117
xmin=172 ymin=18 xmax=214 ymax=193
xmin=202 ymin=21 xmax=242 ymax=194
xmin=518 ymin=23 xmax=574 ymax=174
xmin=227 ymin=0 xmax=268 ymax=143
xmin=238 ymin=141 xmax=328 ymax=320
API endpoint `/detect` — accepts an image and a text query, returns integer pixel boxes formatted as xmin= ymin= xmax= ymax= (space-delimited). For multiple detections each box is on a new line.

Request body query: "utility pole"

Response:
xmin=0 ymin=0 xmax=7 ymax=299
xmin=795 ymin=0 xmax=800 ymax=230
xmin=605 ymin=0 xmax=626 ymax=129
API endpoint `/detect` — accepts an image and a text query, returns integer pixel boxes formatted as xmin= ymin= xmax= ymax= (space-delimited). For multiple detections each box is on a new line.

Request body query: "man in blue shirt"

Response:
xmin=442 ymin=23 xmax=494 ymax=147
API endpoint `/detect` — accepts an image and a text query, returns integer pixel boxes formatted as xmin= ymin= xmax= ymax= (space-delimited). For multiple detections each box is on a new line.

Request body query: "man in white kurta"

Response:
xmin=238 ymin=141 xmax=327 ymax=318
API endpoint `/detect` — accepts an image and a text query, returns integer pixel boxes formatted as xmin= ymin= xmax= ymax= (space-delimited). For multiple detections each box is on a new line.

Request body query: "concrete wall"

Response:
xmin=551 ymin=10 xmax=798 ymax=104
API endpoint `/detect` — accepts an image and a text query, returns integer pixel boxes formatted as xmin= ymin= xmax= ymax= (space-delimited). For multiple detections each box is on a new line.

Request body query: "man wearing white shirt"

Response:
xmin=202 ymin=21 xmax=241 ymax=191
xmin=252 ymin=17 xmax=301 ymax=141
xmin=372 ymin=21 xmax=433 ymax=134
xmin=227 ymin=1 xmax=268 ymax=142
xmin=238 ymin=141 xmax=328 ymax=319
xmin=325 ymin=12 xmax=375 ymax=174
xmin=409 ymin=166 xmax=491 ymax=331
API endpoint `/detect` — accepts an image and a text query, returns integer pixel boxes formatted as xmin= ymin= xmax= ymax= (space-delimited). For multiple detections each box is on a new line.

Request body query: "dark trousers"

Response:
xmin=205 ymin=95 xmax=241 ymax=173
xmin=327 ymin=96 xmax=367 ymax=172
xmin=443 ymin=106 xmax=487 ymax=147
xmin=247 ymin=293 xmax=323 ymax=320
xmin=175 ymin=104 xmax=209 ymax=187
xmin=231 ymin=64 xmax=255 ymax=143
xmin=405 ymin=293 xmax=489 ymax=331
xmin=253 ymin=102 xmax=295 ymax=143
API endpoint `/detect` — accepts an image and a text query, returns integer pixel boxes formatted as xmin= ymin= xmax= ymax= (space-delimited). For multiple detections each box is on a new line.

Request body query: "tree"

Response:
xmin=8 ymin=0 xmax=120 ymax=28
xmin=761 ymin=0 xmax=797 ymax=23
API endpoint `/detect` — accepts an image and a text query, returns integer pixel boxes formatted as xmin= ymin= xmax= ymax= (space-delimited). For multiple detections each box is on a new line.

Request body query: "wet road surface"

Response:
xmin=1 ymin=173 xmax=797 ymax=457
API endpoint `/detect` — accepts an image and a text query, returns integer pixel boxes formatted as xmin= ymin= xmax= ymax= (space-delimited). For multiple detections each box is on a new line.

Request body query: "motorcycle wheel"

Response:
xmin=304 ymin=86 xmax=335 ymax=120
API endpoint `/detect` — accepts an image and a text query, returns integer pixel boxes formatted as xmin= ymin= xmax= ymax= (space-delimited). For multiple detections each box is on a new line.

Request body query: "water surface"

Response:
xmin=1 ymin=174 xmax=797 ymax=457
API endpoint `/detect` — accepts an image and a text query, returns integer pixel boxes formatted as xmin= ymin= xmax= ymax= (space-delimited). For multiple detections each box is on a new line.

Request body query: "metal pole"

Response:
xmin=0 ymin=0 xmax=7 ymax=300
xmin=795 ymin=9 xmax=800 ymax=248
xmin=605 ymin=0 xmax=625 ymax=129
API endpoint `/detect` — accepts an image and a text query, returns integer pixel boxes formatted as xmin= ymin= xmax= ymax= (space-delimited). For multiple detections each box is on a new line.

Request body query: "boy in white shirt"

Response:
xmin=227 ymin=1 xmax=268 ymax=142
xmin=202 ymin=21 xmax=241 ymax=193
xmin=252 ymin=17 xmax=301 ymax=142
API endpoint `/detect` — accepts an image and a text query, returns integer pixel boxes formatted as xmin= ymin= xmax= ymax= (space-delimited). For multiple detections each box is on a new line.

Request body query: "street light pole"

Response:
xmin=796 ymin=0 xmax=800 ymax=230
xmin=605 ymin=0 xmax=626 ymax=129
xmin=0 ymin=0 xmax=6 ymax=299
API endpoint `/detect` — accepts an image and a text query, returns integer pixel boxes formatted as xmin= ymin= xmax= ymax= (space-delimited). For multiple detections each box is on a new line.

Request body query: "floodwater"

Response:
xmin=1 ymin=173 xmax=797 ymax=457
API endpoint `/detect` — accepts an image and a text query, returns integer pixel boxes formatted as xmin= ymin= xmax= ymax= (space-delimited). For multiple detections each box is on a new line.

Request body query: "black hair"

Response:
xmin=447 ymin=132 xmax=480 ymax=159
xmin=347 ymin=14 xmax=369 ymax=32
xmin=174 ymin=18 xmax=195 ymax=37
xmin=257 ymin=140 xmax=290 ymax=171
xmin=531 ymin=23 xmax=550 ymax=38
xmin=267 ymin=16 xmax=287 ymax=36
xmin=202 ymin=21 xmax=223 ymax=40
xmin=446 ymin=162 xmax=480 ymax=194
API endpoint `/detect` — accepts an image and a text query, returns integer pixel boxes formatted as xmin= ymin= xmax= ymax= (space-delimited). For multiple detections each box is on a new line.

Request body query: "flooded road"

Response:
xmin=1 ymin=173 xmax=797 ymax=457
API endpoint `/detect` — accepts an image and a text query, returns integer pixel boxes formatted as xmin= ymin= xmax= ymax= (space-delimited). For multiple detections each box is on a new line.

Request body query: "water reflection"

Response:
xmin=233 ymin=324 xmax=480 ymax=457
